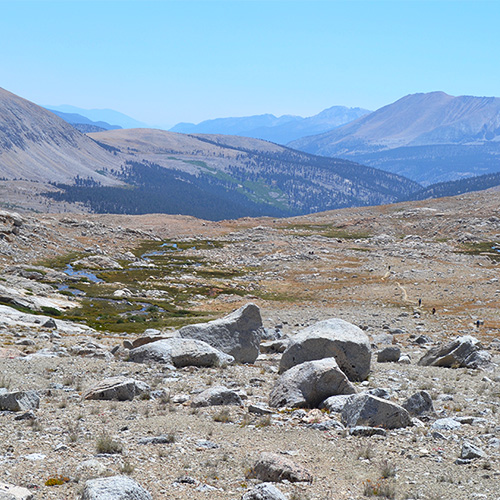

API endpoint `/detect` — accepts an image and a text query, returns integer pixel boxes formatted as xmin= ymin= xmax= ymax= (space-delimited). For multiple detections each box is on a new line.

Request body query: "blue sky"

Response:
xmin=2 ymin=0 xmax=499 ymax=127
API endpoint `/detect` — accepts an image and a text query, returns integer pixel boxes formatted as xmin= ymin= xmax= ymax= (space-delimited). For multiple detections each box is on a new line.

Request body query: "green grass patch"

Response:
xmin=458 ymin=241 xmax=500 ymax=262
xmin=34 ymin=238 xmax=258 ymax=332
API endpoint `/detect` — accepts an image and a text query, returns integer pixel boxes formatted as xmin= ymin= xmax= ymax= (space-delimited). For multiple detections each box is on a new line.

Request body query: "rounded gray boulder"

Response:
xmin=179 ymin=303 xmax=263 ymax=363
xmin=269 ymin=357 xmax=356 ymax=409
xmin=341 ymin=394 xmax=412 ymax=429
xmin=128 ymin=337 xmax=234 ymax=368
xmin=80 ymin=476 xmax=152 ymax=500
xmin=279 ymin=318 xmax=371 ymax=381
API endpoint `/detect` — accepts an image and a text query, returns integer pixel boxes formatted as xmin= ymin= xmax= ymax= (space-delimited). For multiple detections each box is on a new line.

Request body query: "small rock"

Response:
xmin=242 ymin=482 xmax=288 ymax=500
xmin=24 ymin=453 xmax=45 ymax=461
xmin=14 ymin=411 xmax=35 ymax=421
xmin=320 ymin=394 xmax=356 ymax=413
xmin=128 ymin=338 xmax=234 ymax=368
xmin=80 ymin=475 xmax=152 ymax=500
xmin=191 ymin=386 xmax=243 ymax=407
xmin=414 ymin=335 xmax=431 ymax=345
xmin=195 ymin=439 xmax=219 ymax=449
xmin=42 ymin=318 xmax=57 ymax=329
xmin=260 ymin=339 xmax=290 ymax=354
xmin=431 ymin=418 xmax=461 ymax=431
xmin=307 ymin=420 xmax=345 ymax=431
xmin=398 ymin=354 xmax=411 ymax=364
xmin=431 ymin=431 xmax=447 ymax=440
xmin=0 ymin=390 xmax=39 ymax=412
xmin=367 ymin=388 xmax=391 ymax=400
xmin=402 ymin=391 xmax=435 ymax=417
xmin=341 ymin=394 xmax=412 ymax=429
xmin=122 ymin=340 xmax=133 ymax=349
xmin=349 ymin=426 xmax=387 ymax=437
xmin=418 ymin=335 xmax=491 ymax=369
xmin=84 ymin=377 xmax=150 ymax=401
xmin=174 ymin=476 xmax=196 ymax=484
xmin=138 ymin=436 xmax=174 ymax=445
xmin=0 ymin=482 xmax=33 ymax=500
xmin=248 ymin=452 xmax=313 ymax=483
xmin=460 ymin=441 xmax=486 ymax=459
xmin=196 ymin=484 xmax=218 ymax=492
xmin=248 ymin=404 xmax=274 ymax=415
xmin=75 ymin=460 xmax=108 ymax=482
xmin=377 ymin=346 xmax=400 ymax=363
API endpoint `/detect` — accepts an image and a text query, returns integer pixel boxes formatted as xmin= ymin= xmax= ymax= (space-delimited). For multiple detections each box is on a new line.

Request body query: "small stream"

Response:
xmin=64 ymin=264 xmax=103 ymax=283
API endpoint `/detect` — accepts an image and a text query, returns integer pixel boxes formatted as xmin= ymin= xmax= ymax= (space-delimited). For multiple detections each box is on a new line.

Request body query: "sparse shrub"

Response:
xmin=290 ymin=487 xmax=311 ymax=500
xmin=240 ymin=413 xmax=252 ymax=427
xmin=213 ymin=409 xmax=232 ymax=423
xmin=45 ymin=475 xmax=70 ymax=486
xmin=66 ymin=420 xmax=80 ymax=443
xmin=357 ymin=444 xmax=374 ymax=461
xmin=256 ymin=415 xmax=272 ymax=427
xmin=120 ymin=459 xmax=134 ymax=475
xmin=29 ymin=419 xmax=43 ymax=432
xmin=164 ymin=432 xmax=176 ymax=443
xmin=380 ymin=460 xmax=396 ymax=479
xmin=95 ymin=432 xmax=123 ymax=454
xmin=158 ymin=392 xmax=171 ymax=405
xmin=363 ymin=479 xmax=396 ymax=498
xmin=0 ymin=375 xmax=12 ymax=389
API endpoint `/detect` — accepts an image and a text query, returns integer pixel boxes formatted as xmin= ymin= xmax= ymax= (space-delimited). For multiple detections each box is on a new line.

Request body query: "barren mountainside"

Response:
xmin=0 ymin=87 xmax=121 ymax=185
xmin=290 ymin=92 xmax=500 ymax=184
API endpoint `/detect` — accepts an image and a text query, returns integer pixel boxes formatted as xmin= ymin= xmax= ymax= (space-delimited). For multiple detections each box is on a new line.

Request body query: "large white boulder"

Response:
xmin=179 ymin=303 xmax=263 ymax=363
xmin=279 ymin=318 xmax=371 ymax=381
xmin=80 ymin=476 xmax=152 ymax=500
xmin=269 ymin=357 xmax=356 ymax=409
xmin=128 ymin=337 xmax=234 ymax=367
xmin=341 ymin=394 xmax=412 ymax=429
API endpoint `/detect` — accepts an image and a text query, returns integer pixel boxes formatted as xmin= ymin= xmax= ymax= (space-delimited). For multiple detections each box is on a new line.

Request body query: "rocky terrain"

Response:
xmin=0 ymin=189 xmax=499 ymax=499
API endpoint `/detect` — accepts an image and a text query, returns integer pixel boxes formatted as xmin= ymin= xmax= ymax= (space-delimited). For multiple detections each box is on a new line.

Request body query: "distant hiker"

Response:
xmin=476 ymin=320 xmax=481 ymax=328
xmin=418 ymin=298 xmax=422 ymax=307
xmin=432 ymin=307 xmax=436 ymax=315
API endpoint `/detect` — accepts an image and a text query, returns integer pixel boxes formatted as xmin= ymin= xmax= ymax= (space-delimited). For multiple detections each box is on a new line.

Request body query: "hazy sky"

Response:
xmin=2 ymin=0 xmax=499 ymax=127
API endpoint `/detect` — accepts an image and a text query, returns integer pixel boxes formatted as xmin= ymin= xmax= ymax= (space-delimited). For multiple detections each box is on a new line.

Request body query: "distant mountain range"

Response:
xmin=0 ymin=87 xmax=418 ymax=219
xmin=45 ymin=104 xmax=148 ymax=129
xmin=1 ymin=87 xmax=499 ymax=219
xmin=170 ymin=106 xmax=371 ymax=144
xmin=290 ymin=92 xmax=500 ymax=185
xmin=46 ymin=109 xmax=122 ymax=132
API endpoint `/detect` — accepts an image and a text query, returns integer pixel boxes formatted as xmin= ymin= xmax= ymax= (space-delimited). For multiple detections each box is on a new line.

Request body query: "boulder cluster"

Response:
xmin=0 ymin=300 xmax=497 ymax=499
